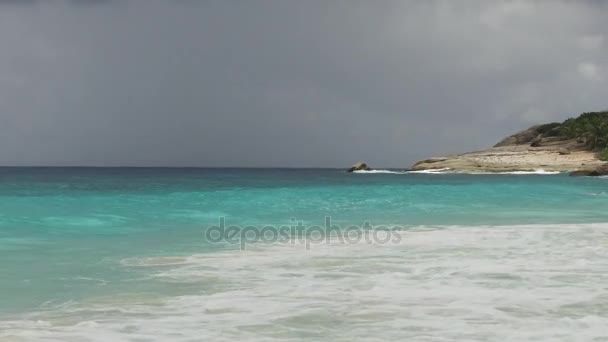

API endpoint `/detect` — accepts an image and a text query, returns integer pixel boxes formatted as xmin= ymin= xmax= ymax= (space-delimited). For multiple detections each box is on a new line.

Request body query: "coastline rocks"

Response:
xmin=347 ymin=162 xmax=370 ymax=172
xmin=569 ymin=164 xmax=608 ymax=177
xmin=530 ymin=137 xmax=542 ymax=147
xmin=494 ymin=125 xmax=543 ymax=147
xmin=410 ymin=144 xmax=604 ymax=173
xmin=411 ymin=120 xmax=605 ymax=173
xmin=415 ymin=157 xmax=448 ymax=165
xmin=493 ymin=123 xmax=563 ymax=148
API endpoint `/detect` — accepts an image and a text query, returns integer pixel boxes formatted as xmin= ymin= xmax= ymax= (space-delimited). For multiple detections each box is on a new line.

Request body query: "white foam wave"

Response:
xmin=408 ymin=168 xmax=561 ymax=175
xmin=352 ymin=169 xmax=407 ymax=174
xmin=354 ymin=168 xmax=561 ymax=175
xmin=120 ymin=256 xmax=195 ymax=267
xmin=493 ymin=169 xmax=561 ymax=175
xmin=3 ymin=223 xmax=608 ymax=341
xmin=407 ymin=168 xmax=453 ymax=174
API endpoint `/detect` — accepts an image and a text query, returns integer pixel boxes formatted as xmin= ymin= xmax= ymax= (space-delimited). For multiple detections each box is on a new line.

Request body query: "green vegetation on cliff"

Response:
xmin=531 ymin=111 xmax=608 ymax=160
xmin=496 ymin=111 xmax=608 ymax=160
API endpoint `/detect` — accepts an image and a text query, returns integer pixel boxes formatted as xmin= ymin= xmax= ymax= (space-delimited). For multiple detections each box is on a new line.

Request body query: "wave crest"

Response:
xmin=352 ymin=169 xmax=407 ymax=174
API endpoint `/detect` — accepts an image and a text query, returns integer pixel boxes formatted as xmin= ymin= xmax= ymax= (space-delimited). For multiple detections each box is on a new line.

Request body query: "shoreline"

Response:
xmin=411 ymin=139 xmax=604 ymax=173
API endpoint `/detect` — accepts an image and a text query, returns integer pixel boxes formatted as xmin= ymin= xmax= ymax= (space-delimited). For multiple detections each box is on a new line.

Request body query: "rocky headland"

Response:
xmin=411 ymin=111 xmax=608 ymax=175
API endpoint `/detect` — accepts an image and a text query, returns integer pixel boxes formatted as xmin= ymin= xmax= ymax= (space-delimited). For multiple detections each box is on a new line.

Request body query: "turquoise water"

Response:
xmin=2 ymin=168 xmax=608 ymax=341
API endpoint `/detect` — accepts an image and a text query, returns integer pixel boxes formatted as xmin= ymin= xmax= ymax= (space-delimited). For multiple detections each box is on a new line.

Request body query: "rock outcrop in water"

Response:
xmin=569 ymin=164 xmax=608 ymax=177
xmin=411 ymin=113 xmax=608 ymax=173
xmin=347 ymin=162 xmax=371 ymax=172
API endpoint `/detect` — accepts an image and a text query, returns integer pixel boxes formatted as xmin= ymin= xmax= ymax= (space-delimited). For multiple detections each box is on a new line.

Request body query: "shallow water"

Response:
xmin=1 ymin=168 xmax=608 ymax=341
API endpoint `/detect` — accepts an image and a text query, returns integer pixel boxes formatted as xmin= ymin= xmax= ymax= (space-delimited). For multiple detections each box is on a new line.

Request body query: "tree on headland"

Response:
xmin=553 ymin=111 xmax=608 ymax=159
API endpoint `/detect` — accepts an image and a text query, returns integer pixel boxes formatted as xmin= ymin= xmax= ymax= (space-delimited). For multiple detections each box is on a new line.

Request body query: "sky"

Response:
xmin=0 ymin=0 xmax=607 ymax=167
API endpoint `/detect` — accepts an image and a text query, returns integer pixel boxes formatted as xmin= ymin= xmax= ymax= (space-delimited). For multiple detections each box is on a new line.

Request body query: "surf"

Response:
xmin=2 ymin=223 xmax=608 ymax=341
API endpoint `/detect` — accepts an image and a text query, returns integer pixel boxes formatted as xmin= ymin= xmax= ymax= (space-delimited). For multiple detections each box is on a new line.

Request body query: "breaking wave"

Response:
xmin=408 ymin=168 xmax=561 ymax=175
xmin=352 ymin=169 xmax=408 ymax=174
xmin=2 ymin=223 xmax=608 ymax=341
xmin=353 ymin=168 xmax=561 ymax=175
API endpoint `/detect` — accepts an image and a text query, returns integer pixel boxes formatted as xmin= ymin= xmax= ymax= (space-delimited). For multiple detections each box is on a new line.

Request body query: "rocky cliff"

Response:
xmin=411 ymin=123 xmax=605 ymax=172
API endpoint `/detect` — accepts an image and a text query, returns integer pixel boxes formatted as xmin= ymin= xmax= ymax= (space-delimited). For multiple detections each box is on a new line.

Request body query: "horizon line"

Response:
xmin=0 ymin=165 xmax=408 ymax=169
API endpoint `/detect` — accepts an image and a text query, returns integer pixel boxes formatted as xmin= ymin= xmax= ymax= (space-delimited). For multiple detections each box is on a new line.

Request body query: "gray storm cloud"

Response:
xmin=0 ymin=0 xmax=606 ymax=167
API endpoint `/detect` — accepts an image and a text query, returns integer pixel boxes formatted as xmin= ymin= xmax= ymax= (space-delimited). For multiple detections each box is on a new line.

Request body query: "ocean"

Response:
xmin=1 ymin=167 xmax=608 ymax=341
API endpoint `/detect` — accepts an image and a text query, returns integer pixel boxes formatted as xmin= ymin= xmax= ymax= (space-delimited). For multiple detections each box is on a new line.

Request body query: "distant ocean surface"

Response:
xmin=1 ymin=168 xmax=608 ymax=341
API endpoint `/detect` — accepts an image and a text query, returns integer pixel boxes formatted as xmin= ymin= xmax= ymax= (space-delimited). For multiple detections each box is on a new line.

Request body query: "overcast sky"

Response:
xmin=1 ymin=0 xmax=607 ymax=167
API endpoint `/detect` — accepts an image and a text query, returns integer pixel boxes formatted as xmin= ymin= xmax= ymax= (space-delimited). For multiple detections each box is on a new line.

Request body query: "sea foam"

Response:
xmin=356 ymin=168 xmax=561 ymax=175
xmin=407 ymin=168 xmax=561 ymax=175
xmin=353 ymin=169 xmax=408 ymax=174
xmin=2 ymin=223 xmax=608 ymax=341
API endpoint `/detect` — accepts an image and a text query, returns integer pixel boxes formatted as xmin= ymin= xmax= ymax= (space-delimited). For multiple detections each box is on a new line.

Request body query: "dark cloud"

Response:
xmin=0 ymin=0 xmax=38 ymax=5
xmin=0 ymin=1 xmax=607 ymax=167
xmin=0 ymin=0 xmax=116 ymax=6
xmin=67 ymin=0 xmax=116 ymax=6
